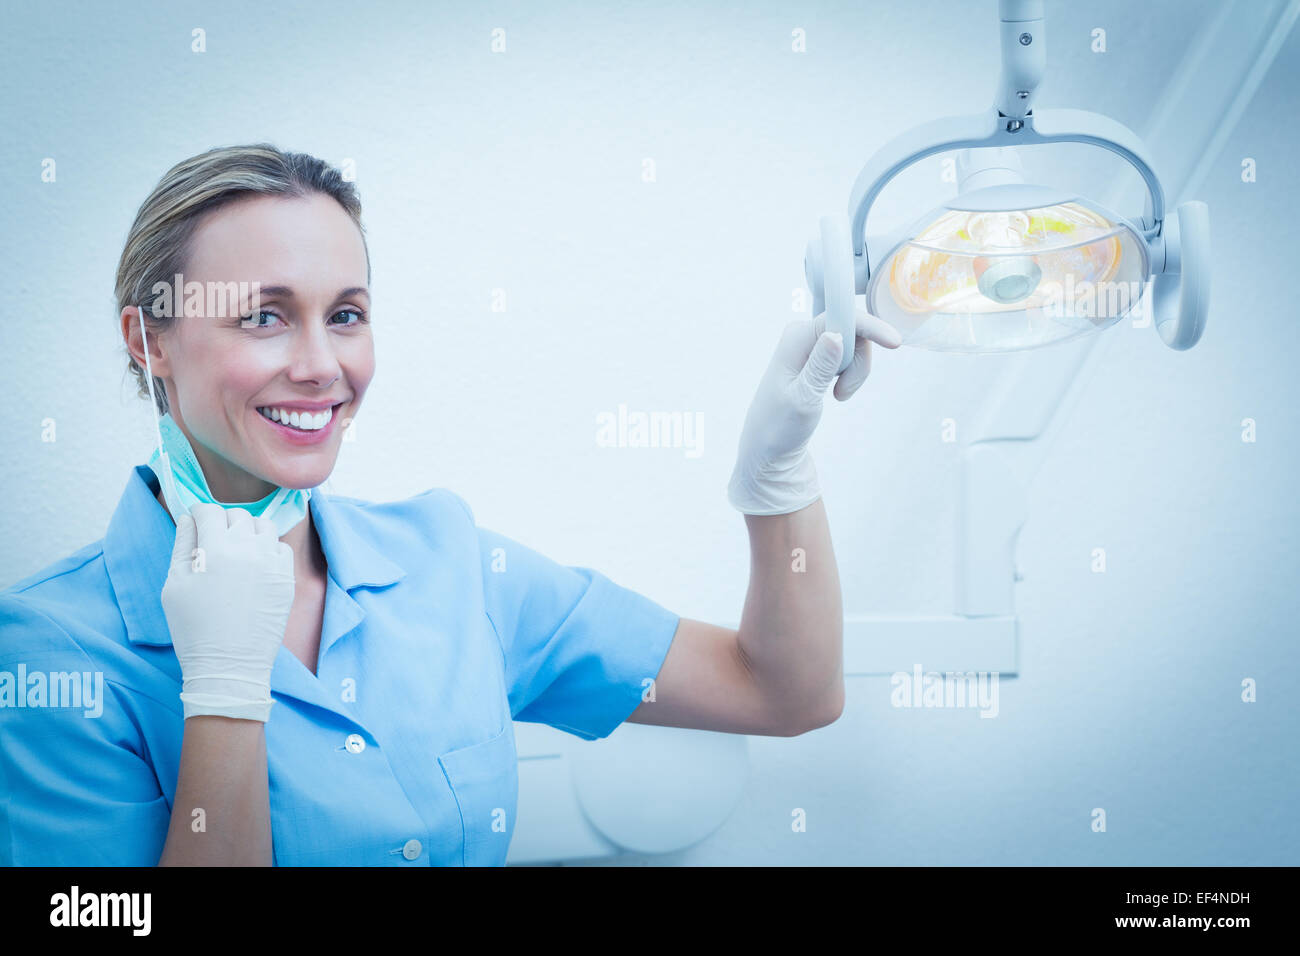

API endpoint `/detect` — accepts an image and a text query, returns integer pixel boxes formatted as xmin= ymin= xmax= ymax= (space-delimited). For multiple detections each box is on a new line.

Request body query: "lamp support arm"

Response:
xmin=995 ymin=0 xmax=1046 ymax=120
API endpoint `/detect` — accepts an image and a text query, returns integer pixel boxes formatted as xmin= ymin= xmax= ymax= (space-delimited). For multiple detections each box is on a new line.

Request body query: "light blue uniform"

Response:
xmin=0 ymin=465 xmax=680 ymax=866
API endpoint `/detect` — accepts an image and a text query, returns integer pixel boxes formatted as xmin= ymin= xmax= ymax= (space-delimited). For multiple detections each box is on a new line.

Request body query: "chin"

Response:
xmin=265 ymin=457 xmax=336 ymax=491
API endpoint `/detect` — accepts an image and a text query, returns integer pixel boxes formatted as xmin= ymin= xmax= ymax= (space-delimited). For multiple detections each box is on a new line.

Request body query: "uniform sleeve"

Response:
xmin=448 ymin=493 xmax=680 ymax=742
xmin=0 ymin=597 xmax=171 ymax=866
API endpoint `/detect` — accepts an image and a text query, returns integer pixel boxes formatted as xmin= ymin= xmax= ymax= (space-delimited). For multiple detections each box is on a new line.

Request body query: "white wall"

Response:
xmin=2 ymin=0 xmax=1295 ymax=864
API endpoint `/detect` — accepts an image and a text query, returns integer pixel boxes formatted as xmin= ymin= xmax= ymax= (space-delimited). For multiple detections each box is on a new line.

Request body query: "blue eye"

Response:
xmin=331 ymin=309 xmax=367 ymax=326
xmin=240 ymin=310 xmax=282 ymax=329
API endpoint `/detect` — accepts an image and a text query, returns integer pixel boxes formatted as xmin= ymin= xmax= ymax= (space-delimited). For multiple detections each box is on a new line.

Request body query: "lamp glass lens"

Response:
xmin=868 ymin=201 xmax=1149 ymax=352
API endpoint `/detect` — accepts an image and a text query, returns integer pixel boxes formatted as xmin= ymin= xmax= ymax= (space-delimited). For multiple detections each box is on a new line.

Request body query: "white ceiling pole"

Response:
xmin=995 ymin=0 xmax=1046 ymax=120
xmin=956 ymin=0 xmax=1300 ymax=618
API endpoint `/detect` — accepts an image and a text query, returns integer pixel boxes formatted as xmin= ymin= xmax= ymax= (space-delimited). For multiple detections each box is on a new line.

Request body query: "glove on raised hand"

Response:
xmin=727 ymin=309 xmax=901 ymax=516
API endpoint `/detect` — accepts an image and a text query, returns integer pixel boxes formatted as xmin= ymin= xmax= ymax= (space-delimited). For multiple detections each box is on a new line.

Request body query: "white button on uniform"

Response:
xmin=402 ymin=839 xmax=422 ymax=861
xmin=345 ymin=734 xmax=366 ymax=754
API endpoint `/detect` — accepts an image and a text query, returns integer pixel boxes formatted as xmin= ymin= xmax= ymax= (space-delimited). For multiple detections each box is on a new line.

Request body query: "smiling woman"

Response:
xmin=0 ymin=141 xmax=855 ymax=869
xmin=0 ymin=143 xmax=697 ymax=867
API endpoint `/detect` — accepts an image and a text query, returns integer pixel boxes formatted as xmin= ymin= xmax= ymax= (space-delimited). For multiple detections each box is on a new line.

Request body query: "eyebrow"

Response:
xmin=242 ymin=285 xmax=370 ymax=310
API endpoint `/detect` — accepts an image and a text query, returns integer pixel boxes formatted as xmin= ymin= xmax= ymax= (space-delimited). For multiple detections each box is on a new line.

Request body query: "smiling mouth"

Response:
xmin=256 ymin=404 xmax=341 ymax=432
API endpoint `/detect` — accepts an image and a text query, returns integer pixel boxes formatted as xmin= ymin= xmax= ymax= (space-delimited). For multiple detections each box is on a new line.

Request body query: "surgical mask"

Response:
xmin=137 ymin=305 xmax=311 ymax=536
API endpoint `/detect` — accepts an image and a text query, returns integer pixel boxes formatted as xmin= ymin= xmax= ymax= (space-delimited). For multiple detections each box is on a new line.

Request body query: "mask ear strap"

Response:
xmin=138 ymin=304 xmax=187 ymax=517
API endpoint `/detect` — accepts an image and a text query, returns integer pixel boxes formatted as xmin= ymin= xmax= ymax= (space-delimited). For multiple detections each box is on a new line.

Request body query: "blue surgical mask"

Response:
xmin=137 ymin=305 xmax=311 ymax=536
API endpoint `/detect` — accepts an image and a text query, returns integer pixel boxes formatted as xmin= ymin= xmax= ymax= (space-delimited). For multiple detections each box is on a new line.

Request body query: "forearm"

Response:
xmin=736 ymin=496 xmax=845 ymax=729
xmin=158 ymin=715 xmax=272 ymax=866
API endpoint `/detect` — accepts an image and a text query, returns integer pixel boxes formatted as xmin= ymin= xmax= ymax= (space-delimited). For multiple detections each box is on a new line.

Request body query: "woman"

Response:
xmin=0 ymin=144 xmax=900 ymax=866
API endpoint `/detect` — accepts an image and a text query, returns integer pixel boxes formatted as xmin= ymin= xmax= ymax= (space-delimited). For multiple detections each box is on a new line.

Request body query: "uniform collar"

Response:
xmin=105 ymin=465 xmax=405 ymax=648
xmin=309 ymin=482 xmax=407 ymax=591
xmin=103 ymin=466 xmax=177 ymax=648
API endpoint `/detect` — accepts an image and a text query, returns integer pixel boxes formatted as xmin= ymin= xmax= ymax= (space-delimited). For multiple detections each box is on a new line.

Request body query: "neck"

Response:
xmin=281 ymin=508 xmax=327 ymax=579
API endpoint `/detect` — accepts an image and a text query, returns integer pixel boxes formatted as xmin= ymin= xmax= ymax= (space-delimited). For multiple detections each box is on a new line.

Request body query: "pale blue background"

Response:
xmin=1 ymin=0 xmax=1296 ymax=865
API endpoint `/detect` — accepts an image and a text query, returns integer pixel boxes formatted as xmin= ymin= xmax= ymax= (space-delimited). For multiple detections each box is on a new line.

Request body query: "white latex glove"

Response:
xmin=161 ymin=503 xmax=296 ymax=722
xmin=727 ymin=308 xmax=902 ymax=516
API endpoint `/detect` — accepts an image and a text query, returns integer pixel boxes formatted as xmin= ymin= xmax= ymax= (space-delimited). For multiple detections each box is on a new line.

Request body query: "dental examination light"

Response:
xmin=805 ymin=0 xmax=1210 ymax=360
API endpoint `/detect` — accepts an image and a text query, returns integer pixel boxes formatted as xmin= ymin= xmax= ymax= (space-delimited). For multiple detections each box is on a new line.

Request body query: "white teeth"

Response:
xmin=257 ymin=405 xmax=334 ymax=431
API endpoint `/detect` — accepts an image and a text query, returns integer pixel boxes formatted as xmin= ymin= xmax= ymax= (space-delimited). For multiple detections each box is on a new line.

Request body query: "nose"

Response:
xmin=286 ymin=319 xmax=342 ymax=388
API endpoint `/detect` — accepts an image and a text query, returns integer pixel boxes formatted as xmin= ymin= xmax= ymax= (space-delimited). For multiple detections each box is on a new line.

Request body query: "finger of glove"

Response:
xmin=833 ymin=335 xmax=873 ymax=401
xmin=252 ymin=514 xmax=279 ymax=541
xmin=225 ymin=506 xmax=255 ymax=537
xmin=831 ymin=310 xmax=901 ymax=402
xmin=774 ymin=319 xmax=819 ymax=376
xmin=806 ymin=308 xmax=899 ymax=403
xmin=169 ymin=513 xmax=198 ymax=570
xmin=275 ymin=540 xmax=296 ymax=576
xmin=806 ymin=309 xmax=899 ymax=401
xmin=791 ymin=331 xmax=844 ymax=407
xmin=191 ymin=502 xmax=227 ymax=553
xmin=812 ymin=308 xmax=902 ymax=349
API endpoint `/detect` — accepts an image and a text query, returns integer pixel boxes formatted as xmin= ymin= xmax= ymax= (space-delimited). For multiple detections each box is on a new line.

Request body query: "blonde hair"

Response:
xmin=116 ymin=144 xmax=369 ymax=415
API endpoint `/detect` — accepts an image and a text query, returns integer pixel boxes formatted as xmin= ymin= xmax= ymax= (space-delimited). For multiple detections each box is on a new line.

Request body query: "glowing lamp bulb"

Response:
xmin=868 ymin=197 xmax=1149 ymax=352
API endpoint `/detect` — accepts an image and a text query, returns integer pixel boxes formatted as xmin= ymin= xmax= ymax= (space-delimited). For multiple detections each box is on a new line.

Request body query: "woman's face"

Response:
xmin=129 ymin=192 xmax=374 ymax=504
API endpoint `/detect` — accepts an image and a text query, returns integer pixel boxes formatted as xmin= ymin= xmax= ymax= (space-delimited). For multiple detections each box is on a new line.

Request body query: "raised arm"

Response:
xmin=627 ymin=497 xmax=843 ymax=736
xmin=627 ymin=311 xmax=899 ymax=737
xmin=156 ymin=503 xmax=296 ymax=865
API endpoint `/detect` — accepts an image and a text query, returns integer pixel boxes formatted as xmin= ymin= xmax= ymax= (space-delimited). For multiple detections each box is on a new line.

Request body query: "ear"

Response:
xmin=120 ymin=305 xmax=173 ymax=378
